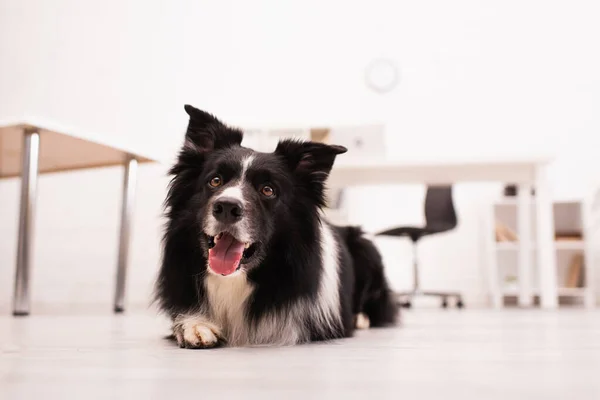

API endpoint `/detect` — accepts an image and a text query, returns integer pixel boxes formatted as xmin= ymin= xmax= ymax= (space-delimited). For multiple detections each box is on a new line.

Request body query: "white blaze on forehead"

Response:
xmin=214 ymin=155 xmax=255 ymax=205
xmin=241 ymin=155 xmax=255 ymax=179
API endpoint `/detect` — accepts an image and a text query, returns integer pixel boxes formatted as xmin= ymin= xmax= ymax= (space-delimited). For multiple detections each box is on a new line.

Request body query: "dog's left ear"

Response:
xmin=183 ymin=104 xmax=242 ymax=152
xmin=275 ymin=139 xmax=347 ymax=186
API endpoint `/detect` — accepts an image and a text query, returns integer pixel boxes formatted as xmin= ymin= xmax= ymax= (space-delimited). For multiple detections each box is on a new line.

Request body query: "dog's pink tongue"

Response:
xmin=209 ymin=233 xmax=245 ymax=275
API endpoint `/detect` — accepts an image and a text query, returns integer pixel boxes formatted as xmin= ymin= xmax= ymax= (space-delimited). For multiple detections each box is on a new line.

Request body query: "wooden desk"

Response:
xmin=328 ymin=155 xmax=558 ymax=309
xmin=0 ymin=121 xmax=156 ymax=316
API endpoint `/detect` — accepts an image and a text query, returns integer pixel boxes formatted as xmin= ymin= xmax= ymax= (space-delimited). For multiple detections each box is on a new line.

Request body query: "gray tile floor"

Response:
xmin=2 ymin=308 xmax=600 ymax=399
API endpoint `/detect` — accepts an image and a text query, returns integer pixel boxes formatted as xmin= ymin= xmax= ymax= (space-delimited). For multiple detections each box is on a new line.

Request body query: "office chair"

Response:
xmin=376 ymin=185 xmax=464 ymax=308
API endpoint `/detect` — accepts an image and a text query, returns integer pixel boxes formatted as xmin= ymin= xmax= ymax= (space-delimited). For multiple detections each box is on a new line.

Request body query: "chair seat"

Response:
xmin=377 ymin=223 xmax=455 ymax=242
xmin=377 ymin=226 xmax=430 ymax=242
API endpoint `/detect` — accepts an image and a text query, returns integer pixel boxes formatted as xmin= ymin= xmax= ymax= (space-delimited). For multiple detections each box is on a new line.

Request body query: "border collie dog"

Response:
xmin=155 ymin=105 xmax=398 ymax=348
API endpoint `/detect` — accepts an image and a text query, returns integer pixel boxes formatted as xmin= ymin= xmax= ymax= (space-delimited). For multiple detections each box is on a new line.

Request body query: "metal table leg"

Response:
xmin=13 ymin=129 xmax=40 ymax=316
xmin=114 ymin=155 xmax=138 ymax=313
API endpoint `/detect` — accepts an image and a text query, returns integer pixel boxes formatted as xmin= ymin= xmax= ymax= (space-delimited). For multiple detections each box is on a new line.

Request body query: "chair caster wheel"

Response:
xmin=401 ymin=301 xmax=412 ymax=308
xmin=441 ymin=299 xmax=448 ymax=308
xmin=456 ymin=299 xmax=464 ymax=309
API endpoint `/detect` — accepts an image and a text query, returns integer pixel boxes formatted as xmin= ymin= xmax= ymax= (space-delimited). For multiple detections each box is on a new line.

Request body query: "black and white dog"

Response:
xmin=154 ymin=105 xmax=398 ymax=348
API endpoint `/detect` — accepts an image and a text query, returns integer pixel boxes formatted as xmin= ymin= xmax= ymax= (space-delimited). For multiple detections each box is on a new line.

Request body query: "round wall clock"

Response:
xmin=364 ymin=58 xmax=399 ymax=94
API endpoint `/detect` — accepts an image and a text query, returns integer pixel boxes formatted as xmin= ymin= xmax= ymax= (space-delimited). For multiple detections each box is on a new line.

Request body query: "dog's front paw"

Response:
xmin=173 ymin=318 xmax=224 ymax=349
xmin=355 ymin=313 xmax=370 ymax=330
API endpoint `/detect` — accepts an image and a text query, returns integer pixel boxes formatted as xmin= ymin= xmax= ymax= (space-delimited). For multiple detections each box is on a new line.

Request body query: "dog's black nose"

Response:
xmin=212 ymin=197 xmax=244 ymax=223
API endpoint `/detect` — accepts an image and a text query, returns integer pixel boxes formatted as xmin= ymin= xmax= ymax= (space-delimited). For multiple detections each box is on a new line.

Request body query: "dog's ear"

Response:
xmin=183 ymin=104 xmax=243 ymax=152
xmin=275 ymin=140 xmax=347 ymax=178
xmin=275 ymin=139 xmax=347 ymax=204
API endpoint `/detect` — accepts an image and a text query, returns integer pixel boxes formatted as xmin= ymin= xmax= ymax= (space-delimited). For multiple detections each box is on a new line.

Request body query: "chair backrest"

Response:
xmin=424 ymin=185 xmax=457 ymax=233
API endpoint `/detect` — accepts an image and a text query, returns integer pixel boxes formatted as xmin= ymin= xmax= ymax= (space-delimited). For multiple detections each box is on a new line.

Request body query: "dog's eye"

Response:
xmin=209 ymin=176 xmax=222 ymax=188
xmin=260 ymin=185 xmax=275 ymax=197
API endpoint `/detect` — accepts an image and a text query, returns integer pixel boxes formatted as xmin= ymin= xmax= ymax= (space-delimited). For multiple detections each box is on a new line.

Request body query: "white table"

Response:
xmin=328 ymin=155 xmax=558 ymax=309
xmin=1 ymin=119 xmax=157 ymax=316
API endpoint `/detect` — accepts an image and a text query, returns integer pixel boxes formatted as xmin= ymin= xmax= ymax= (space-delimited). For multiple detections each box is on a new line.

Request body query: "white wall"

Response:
xmin=1 ymin=0 xmax=600 ymax=311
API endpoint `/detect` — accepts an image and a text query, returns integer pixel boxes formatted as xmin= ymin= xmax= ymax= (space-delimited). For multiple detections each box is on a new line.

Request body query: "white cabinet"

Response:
xmin=485 ymin=195 xmax=600 ymax=308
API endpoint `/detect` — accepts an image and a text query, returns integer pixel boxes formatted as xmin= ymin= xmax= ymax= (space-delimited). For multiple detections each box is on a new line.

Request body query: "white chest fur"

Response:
xmin=204 ymin=270 xmax=304 ymax=346
xmin=204 ymin=271 xmax=254 ymax=346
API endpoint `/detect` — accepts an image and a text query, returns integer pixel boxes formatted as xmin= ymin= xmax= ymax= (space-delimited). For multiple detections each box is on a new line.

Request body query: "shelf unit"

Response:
xmin=486 ymin=197 xmax=598 ymax=308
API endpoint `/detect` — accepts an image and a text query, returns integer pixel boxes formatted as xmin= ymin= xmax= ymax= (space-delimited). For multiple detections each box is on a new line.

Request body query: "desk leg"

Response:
xmin=535 ymin=165 xmax=558 ymax=309
xmin=13 ymin=129 xmax=40 ymax=316
xmin=114 ymin=156 xmax=138 ymax=313
xmin=517 ymin=183 xmax=533 ymax=307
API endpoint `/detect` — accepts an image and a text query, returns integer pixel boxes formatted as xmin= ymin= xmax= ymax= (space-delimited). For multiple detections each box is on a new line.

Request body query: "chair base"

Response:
xmin=395 ymin=290 xmax=464 ymax=309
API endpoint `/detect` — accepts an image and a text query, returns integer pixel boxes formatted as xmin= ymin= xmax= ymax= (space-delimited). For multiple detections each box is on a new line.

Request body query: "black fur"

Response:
xmin=154 ymin=105 xmax=398 ymax=348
